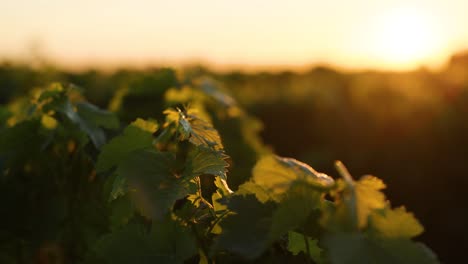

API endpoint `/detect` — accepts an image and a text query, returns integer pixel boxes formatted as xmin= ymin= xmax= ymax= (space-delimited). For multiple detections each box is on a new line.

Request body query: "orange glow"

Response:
xmin=0 ymin=1 xmax=467 ymax=71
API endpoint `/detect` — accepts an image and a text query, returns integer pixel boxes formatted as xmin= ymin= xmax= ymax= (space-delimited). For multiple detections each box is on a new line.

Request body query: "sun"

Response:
xmin=371 ymin=7 xmax=442 ymax=68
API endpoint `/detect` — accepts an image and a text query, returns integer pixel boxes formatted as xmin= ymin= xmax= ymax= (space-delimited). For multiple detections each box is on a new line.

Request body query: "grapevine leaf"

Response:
xmin=288 ymin=231 xmax=324 ymax=264
xmin=346 ymin=176 xmax=387 ymax=229
xmin=197 ymin=77 xmax=237 ymax=109
xmin=214 ymin=176 xmax=234 ymax=196
xmin=236 ymin=181 xmax=272 ymax=203
xmin=93 ymin=224 xmax=165 ymax=264
xmin=332 ymin=162 xmax=387 ymax=230
xmin=150 ymin=217 xmax=198 ymax=263
xmin=215 ymin=194 xmax=276 ymax=259
xmin=96 ymin=118 xmax=157 ymax=173
xmin=93 ymin=218 xmax=196 ymax=264
xmin=76 ymin=102 xmax=119 ymax=130
xmin=183 ymin=146 xmax=229 ymax=180
xmin=117 ymin=149 xmax=188 ymax=220
xmin=109 ymin=194 xmax=134 ymax=230
xmin=164 ymin=107 xmax=223 ymax=150
xmin=323 ymin=233 xmax=439 ymax=264
xmin=52 ymin=95 xmax=119 ymax=148
xmin=0 ymin=120 xmax=43 ymax=165
xmin=252 ymin=155 xmax=334 ymax=196
xmin=369 ymin=206 xmax=424 ymax=239
xmin=270 ymin=182 xmax=322 ymax=239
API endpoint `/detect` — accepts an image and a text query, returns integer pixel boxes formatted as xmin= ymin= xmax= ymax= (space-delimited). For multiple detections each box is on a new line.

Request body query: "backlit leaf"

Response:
xmin=252 ymin=155 xmax=334 ymax=195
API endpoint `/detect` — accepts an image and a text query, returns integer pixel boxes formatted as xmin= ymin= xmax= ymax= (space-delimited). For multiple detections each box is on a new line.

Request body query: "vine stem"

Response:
xmin=190 ymin=223 xmax=213 ymax=264
xmin=334 ymin=160 xmax=354 ymax=186
xmin=206 ymin=210 xmax=230 ymax=236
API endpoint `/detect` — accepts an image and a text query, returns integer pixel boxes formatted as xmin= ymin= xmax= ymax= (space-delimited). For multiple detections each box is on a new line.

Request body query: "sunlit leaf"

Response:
xmin=183 ymin=146 xmax=229 ymax=180
xmin=252 ymin=155 xmax=334 ymax=195
xmin=369 ymin=206 xmax=424 ymax=239
xmin=347 ymin=175 xmax=387 ymax=229
xmin=41 ymin=114 xmax=58 ymax=130
xmin=164 ymin=107 xmax=223 ymax=150
xmin=236 ymin=181 xmax=272 ymax=203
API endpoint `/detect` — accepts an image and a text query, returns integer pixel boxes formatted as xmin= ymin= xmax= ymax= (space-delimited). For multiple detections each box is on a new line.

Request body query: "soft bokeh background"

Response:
xmin=2 ymin=1 xmax=468 ymax=263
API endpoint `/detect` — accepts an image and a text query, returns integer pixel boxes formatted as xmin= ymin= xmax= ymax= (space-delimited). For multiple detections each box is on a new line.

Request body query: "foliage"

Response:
xmin=0 ymin=78 xmax=439 ymax=264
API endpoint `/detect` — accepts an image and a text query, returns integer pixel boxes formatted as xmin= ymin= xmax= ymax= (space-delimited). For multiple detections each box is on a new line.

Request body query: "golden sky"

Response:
xmin=1 ymin=0 xmax=468 ymax=71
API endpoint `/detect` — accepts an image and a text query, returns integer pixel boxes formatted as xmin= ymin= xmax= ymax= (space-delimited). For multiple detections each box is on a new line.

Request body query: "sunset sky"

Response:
xmin=1 ymin=0 xmax=468 ymax=71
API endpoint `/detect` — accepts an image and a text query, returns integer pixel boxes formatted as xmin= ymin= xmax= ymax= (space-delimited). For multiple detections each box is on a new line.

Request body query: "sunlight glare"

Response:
xmin=372 ymin=7 xmax=443 ymax=68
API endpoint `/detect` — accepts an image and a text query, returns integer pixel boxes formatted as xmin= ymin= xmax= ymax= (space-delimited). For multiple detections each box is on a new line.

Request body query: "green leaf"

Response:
xmin=150 ymin=216 xmax=198 ymax=263
xmin=252 ymin=155 xmax=334 ymax=195
xmin=96 ymin=119 xmax=157 ymax=173
xmin=332 ymin=162 xmax=387 ymax=230
xmin=0 ymin=106 xmax=12 ymax=127
xmin=369 ymin=206 xmax=424 ymax=239
xmin=323 ymin=233 xmax=439 ymax=264
xmin=109 ymin=173 xmax=127 ymax=201
xmin=215 ymin=194 xmax=276 ymax=259
xmin=0 ymin=120 xmax=44 ymax=165
xmin=93 ymin=218 xmax=197 ymax=264
xmin=49 ymin=92 xmax=119 ymax=148
xmin=76 ymin=102 xmax=119 ymax=130
xmin=93 ymin=224 xmax=164 ymax=264
xmin=236 ymin=181 xmax=272 ymax=203
xmin=183 ymin=146 xmax=229 ymax=180
xmin=109 ymin=195 xmax=134 ymax=230
xmin=117 ymin=149 xmax=189 ymax=220
xmin=346 ymin=176 xmax=387 ymax=229
xmin=270 ymin=182 xmax=322 ymax=239
xmin=164 ymin=107 xmax=223 ymax=150
xmin=288 ymin=231 xmax=324 ymax=263
xmin=197 ymin=77 xmax=237 ymax=108
xmin=214 ymin=176 xmax=234 ymax=196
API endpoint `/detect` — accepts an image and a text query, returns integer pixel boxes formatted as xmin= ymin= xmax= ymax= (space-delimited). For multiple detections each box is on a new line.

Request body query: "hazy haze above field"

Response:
xmin=1 ymin=0 xmax=468 ymax=71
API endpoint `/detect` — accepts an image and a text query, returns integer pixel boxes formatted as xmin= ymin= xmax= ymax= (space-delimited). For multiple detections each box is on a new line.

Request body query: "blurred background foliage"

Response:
xmin=1 ymin=52 xmax=468 ymax=262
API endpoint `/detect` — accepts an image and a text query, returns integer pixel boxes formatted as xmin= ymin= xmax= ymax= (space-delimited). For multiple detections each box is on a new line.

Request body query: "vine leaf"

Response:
xmin=96 ymin=118 xmax=158 ymax=173
xmin=369 ymin=206 xmax=424 ymax=239
xmin=288 ymin=231 xmax=324 ymax=264
xmin=183 ymin=146 xmax=229 ymax=180
xmin=117 ymin=149 xmax=190 ymax=220
xmin=214 ymin=194 xmax=276 ymax=259
xmin=252 ymin=155 xmax=334 ymax=196
xmin=74 ymin=102 xmax=119 ymax=147
xmin=269 ymin=182 xmax=322 ymax=240
xmin=321 ymin=162 xmax=439 ymax=264
xmin=38 ymin=85 xmax=119 ymax=148
xmin=93 ymin=218 xmax=197 ymax=264
xmin=323 ymin=233 xmax=439 ymax=264
xmin=164 ymin=107 xmax=223 ymax=150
